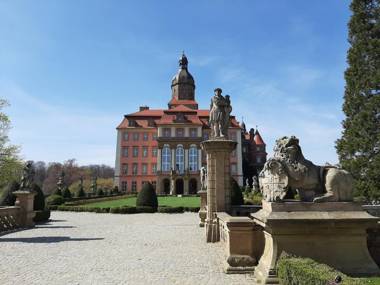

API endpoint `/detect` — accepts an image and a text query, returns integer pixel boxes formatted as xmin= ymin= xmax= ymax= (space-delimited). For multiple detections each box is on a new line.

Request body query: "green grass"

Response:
xmin=82 ymin=196 xmax=200 ymax=208
xmin=362 ymin=277 xmax=380 ymax=284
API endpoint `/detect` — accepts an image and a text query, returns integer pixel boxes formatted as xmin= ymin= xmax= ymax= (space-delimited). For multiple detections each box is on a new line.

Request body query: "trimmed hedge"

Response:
xmin=32 ymin=184 xmax=45 ymax=211
xmin=46 ymin=194 xmax=65 ymax=206
xmin=50 ymin=205 xmax=199 ymax=214
xmin=158 ymin=206 xmax=184 ymax=213
xmin=136 ymin=183 xmax=158 ymax=209
xmin=277 ymin=254 xmax=365 ymax=285
xmin=33 ymin=209 xmax=51 ymax=223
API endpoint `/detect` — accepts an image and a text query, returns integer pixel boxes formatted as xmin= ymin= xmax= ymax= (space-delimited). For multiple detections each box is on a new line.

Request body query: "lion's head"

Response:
xmin=273 ymin=136 xmax=304 ymax=163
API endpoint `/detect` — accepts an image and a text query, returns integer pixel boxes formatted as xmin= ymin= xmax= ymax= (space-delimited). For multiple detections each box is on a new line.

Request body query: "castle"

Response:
xmin=114 ymin=53 xmax=266 ymax=194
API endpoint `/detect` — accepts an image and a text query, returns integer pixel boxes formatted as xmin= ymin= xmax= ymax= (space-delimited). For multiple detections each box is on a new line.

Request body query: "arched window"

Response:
xmin=176 ymin=145 xmax=184 ymax=174
xmin=162 ymin=145 xmax=171 ymax=171
xmin=189 ymin=145 xmax=198 ymax=171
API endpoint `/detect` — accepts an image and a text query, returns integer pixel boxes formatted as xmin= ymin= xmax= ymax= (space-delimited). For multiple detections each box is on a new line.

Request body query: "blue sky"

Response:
xmin=0 ymin=0 xmax=351 ymax=166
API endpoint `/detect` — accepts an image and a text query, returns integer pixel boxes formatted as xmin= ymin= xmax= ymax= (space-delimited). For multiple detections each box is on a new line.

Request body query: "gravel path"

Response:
xmin=0 ymin=212 xmax=255 ymax=285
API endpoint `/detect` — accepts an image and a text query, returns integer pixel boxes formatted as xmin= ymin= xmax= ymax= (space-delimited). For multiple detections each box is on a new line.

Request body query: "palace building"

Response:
xmin=114 ymin=53 xmax=266 ymax=194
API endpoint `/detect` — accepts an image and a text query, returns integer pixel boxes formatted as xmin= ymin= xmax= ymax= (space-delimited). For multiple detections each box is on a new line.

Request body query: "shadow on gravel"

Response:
xmin=0 ymin=236 xmax=104 ymax=243
xmin=36 ymin=225 xmax=76 ymax=229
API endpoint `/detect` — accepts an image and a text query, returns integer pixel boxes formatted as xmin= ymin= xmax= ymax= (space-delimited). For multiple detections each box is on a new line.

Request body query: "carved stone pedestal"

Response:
xmin=252 ymin=201 xmax=380 ymax=284
xmin=198 ymin=190 xmax=207 ymax=227
xmin=14 ymin=191 xmax=36 ymax=227
xmin=201 ymin=139 xmax=237 ymax=243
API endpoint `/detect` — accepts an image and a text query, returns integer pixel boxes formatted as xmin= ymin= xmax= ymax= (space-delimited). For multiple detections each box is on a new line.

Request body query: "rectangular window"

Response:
xmin=176 ymin=128 xmax=184 ymax=137
xmin=152 ymin=133 xmax=157 ymax=140
xmin=128 ymin=120 xmax=136 ymax=127
xmin=257 ymin=157 xmax=262 ymax=163
xmin=142 ymin=163 xmax=148 ymax=175
xmin=163 ymin=128 xmax=171 ymax=137
xmin=203 ymin=131 xmax=209 ymax=141
xmin=151 ymin=163 xmax=157 ymax=174
xmin=152 ymin=147 xmax=158 ymax=157
xmin=143 ymin=132 xmax=149 ymax=141
xmin=142 ymin=146 xmax=148 ymax=157
xmin=256 ymin=146 xmax=261 ymax=152
xmin=122 ymin=163 xmax=128 ymax=175
xmin=131 ymin=181 xmax=137 ymax=193
xmin=231 ymin=149 xmax=236 ymax=157
xmin=133 ymin=146 xmax=139 ymax=157
xmin=121 ymin=181 xmax=127 ymax=192
xmin=231 ymin=163 xmax=237 ymax=174
xmin=190 ymin=128 xmax=198 ymax=137
xmin=142 ymin=181 xmax=149 ymax=186
xmin=133 ymin=133 xmax=139 ymax=141
xmin=122 ymin=147 xmax=129 ymax=157
xmin=132 ymin=163 xmax=138 ymax=175
xmin=123 ymin=132 xmax=129 ymax=141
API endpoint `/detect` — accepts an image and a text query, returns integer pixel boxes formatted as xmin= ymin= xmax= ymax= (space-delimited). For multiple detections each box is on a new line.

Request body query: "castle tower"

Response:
xmin=168 ymin=52 xmax=198 ymax=109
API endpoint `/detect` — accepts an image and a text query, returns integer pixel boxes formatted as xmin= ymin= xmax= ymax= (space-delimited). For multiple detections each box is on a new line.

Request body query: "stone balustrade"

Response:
xmin=0 ymin=191 xmax=36 ymax=233
xmin=0 ymin=206 xmax=20 ymax=232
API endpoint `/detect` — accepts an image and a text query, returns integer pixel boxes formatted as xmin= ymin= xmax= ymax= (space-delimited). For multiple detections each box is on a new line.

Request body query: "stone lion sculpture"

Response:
xmin=259 ymin=136 xmax=354 ymax=202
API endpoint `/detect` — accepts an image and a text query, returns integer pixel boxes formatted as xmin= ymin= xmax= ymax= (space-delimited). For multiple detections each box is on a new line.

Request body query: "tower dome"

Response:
xmin=169 ymin=52 xmax=197 ymax=109
xmin=171 ymin=52 xmax=195 ymax=87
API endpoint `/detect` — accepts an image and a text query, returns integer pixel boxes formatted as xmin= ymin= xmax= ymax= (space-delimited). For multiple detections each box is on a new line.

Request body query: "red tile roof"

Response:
xmin=126 ymin=109 xmax=164 ymax=117
xmin=165 ymin=105 xmax=197 ymax=113
xmin=168 ymin=99 xmax=198 ymax=106
xmin=254 ymin=130 xmax=265 ymax=145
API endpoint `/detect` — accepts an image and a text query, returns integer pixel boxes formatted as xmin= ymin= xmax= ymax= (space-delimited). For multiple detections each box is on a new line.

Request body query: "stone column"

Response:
xmin=14 ymin=191 xmax=36 ymax=227
xmin=184 ymin=176 xmax=189 ymax=195
xmin=171 ymin=149 xmax=175 ymax=170
xmin=201 ymin=139 xmax=237 ymax=242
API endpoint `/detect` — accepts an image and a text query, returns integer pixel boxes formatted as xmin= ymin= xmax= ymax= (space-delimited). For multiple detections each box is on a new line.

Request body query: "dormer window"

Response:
xmin=128 ymin=120 xmax=136 ymax=127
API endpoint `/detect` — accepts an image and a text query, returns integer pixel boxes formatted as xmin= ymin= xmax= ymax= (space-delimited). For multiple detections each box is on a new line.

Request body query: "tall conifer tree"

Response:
xmin=336 ymin=0 xmax=380 ymax=201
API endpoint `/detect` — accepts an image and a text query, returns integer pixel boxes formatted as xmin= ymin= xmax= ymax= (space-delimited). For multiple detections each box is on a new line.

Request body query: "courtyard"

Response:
xmin=0 ymin=212 xmax=254 ymax=285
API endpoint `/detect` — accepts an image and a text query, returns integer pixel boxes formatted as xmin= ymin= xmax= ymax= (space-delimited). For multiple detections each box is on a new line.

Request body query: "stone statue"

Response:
xmin=20 ymin=161 xmax=34 ymax=191
xmin=209 ymin=88 xmax=232 ymax=138
xmin=91 ymin=176 xmax=97 ymax=193
xmin=57 ymin=171 xmax=65 ymax=191
xmin=259 ymin=136 xmax=354 ymax=202
xmin=252 ymin=176 xmax=259 ymax=193
xmin=200 ymin=166 xmax=207 ymax=190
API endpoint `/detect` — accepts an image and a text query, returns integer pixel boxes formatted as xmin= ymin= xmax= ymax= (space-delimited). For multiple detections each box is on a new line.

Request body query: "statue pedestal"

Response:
xmin=14 ymin=191 xmax=36 ymax=227
xmin=201 ymin=139 xmax=237 ymax=242
xmin=198 ymin=190 xmax=207 ymax=227
xmin=252 ymin=201 xmax=380 ymax=284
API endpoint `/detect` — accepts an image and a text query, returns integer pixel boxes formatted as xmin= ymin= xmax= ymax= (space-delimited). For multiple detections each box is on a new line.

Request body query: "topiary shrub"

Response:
xmin=1 ymin=181 xmax=20 ymax=206
xmin=136 ymin=182 xmax=158 ymax=210
xmin=76 ymin=185 xmax=85 ymax=198
xmin=33 ymin=209 xmax=51 ymax=223
xmin=277 ymin=253 xmax=364 ymax=285
xmin=231 ymin=178 xmax=244 ymax=205
xmin=97 ymin=188 xmax=104 ymax=196
xmin=62 ymin=187 xmax=72 ymax=199
xmin=32 ymin=184 xmax=45 ymax=211
xmin=46 ymin=194 xmax=65 ymax=206
xmin=112 ymin=186 xmax=119 ymax=194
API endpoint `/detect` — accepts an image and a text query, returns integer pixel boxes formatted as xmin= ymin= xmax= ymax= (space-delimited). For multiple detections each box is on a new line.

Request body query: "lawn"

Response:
xmin=82 ymin=196 xmax=200 ymax=208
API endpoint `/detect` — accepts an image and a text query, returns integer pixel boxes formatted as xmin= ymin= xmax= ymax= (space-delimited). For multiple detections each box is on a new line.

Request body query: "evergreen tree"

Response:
xmin=336 ymin=0 xmax=380 ymax=202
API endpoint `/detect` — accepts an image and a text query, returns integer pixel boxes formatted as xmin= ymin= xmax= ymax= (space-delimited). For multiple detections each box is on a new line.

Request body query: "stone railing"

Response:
xmin=217 ymin=212 xmax=264 ymax=274
xmin=0 ymin=191 xmax=36 ymax=233
xmin=0 ymin=206 xmax=20 ymax=232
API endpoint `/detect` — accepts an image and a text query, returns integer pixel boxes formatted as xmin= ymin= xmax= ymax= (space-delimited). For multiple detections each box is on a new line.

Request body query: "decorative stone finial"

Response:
xmin=179 ymin=52 xmax=188 ymax=69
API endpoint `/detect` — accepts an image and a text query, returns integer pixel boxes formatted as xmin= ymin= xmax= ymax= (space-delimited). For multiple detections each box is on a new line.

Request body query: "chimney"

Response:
xmin=139 ymin=106 xmax=149 ymax=111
